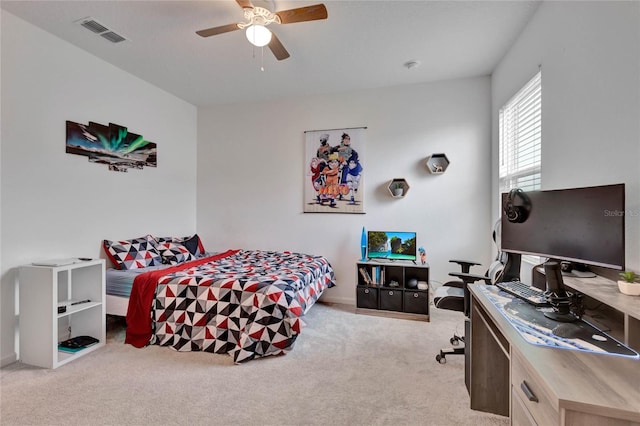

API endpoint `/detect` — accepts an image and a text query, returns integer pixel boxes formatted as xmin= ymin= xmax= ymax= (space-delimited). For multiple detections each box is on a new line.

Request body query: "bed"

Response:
xmin=103 ymin=235 xmax=336 ymax=363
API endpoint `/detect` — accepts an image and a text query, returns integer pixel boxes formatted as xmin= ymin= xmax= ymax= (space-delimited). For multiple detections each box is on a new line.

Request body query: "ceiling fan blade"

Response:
xmin=268 ymin=33 xmax=290 ymax=61
xmin=236 ymin=0 xmax=254 ymax=9
xmin=196 ymin=23 xmax=240 ymax=38
xmin=276 ymin=4 xmax=327 ymax=24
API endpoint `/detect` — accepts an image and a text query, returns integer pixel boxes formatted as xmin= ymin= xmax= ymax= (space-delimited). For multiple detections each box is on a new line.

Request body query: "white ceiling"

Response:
xmin=1 ymin=0 xmax=541 ymax=107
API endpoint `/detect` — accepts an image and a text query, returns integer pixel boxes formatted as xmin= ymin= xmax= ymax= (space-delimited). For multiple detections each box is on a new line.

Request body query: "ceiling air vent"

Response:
xmin=80 ymin=18 xmax=109 ymax=34
xmin=76 ymin=17 xmax=127 ymax=44
xmin=100 ymin=31 xmax=126 ymax=43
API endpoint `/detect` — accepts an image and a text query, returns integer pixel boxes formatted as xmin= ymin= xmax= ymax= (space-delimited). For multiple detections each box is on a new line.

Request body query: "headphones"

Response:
xmin=504 ymin=188 xmax=531 ymax=223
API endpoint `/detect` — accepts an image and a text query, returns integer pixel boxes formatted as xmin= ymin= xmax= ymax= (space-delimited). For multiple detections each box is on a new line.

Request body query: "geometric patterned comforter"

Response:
xmin=128 ymin=249 xmax=336 ymax=364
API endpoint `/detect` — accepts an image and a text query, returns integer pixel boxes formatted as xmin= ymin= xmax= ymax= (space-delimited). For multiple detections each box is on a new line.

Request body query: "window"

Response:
xmin=499 ymin=71 xmax=541 ymax=195
xmin=499 ymin=71 xmax=542 ymax=268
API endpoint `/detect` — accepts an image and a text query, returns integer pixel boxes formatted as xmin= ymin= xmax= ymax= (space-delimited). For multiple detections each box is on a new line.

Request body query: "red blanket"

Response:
xmin=125 ymin=250 xmax=238 ymax=348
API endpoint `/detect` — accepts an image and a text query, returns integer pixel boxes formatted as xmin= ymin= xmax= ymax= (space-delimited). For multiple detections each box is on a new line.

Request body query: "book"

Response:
xmin=358 ymin=267 xmax=371 ymax=284
xmin=58 ymin=345 xmax=85 ymax=354
xmin=58 ymin=335 xmax=99 ymax=353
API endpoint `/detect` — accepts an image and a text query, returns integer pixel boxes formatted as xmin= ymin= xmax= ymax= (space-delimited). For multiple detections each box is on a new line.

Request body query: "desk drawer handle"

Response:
xmin=520 ymin=381 xmax=539 ymax=403
xmin=364 ymin=289 xmax=370 ymax=294
xmin=414 ymin=293 xmax=419 ymax=298
xmin=389 ymin=291 xmax=394 ymax=296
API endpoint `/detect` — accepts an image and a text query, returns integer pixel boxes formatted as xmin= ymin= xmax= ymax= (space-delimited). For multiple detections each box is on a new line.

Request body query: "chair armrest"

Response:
xmin=449 ymin=271 xmax=491 ymax=284
xmin=449 ymin=259 xmax=482 ymax=273
xmin=442 ymin=280 xmax=464 ymax=289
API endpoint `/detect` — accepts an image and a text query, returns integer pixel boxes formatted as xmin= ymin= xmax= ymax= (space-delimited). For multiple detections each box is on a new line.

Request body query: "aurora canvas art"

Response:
xmin=66 ymin=120 xmax=157 ymax=172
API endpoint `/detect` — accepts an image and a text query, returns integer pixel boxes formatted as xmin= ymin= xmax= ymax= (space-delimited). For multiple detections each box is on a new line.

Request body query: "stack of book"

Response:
xmin=359 ymin=266 xmax=385 ymax=286
xmin=58 ymin=335 xmax=99 ymax=353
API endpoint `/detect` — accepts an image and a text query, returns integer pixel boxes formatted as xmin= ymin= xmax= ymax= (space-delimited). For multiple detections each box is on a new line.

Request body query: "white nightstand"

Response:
xmin=19 ymin=259 xmax=106 ymax=368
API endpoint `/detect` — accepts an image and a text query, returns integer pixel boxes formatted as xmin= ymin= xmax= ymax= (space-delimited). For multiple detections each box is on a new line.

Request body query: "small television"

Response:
xmin=501 ymin=183 xmax=625 ymax=270
xmin=367 ymin=231 xmax=417 ymax=262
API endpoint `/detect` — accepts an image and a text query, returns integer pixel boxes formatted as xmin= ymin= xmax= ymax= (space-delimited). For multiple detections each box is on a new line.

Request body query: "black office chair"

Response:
xmin=434 ymin=220 xmax=520 ymax=364
xmin=434 ymin=260 xmax=492 ymax=363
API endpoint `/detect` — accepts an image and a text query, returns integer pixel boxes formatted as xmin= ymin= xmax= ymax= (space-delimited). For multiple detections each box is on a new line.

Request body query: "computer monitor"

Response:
xmin=501 ymin=183 xmax=625 ymax=321
xmin=501 ymin=183 xmax=625 ymax=270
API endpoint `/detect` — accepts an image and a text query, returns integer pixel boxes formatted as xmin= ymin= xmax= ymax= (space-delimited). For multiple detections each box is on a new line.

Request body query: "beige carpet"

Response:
xmin=1 ymin=302 xmax=508 ymax=426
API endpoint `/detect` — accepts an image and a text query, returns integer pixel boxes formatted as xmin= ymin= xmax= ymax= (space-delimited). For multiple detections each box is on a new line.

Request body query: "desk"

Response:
xmin=469 ymin=283 xmax=640 ymax=425
xmin=537 ymin=267 xmax=640 ymax=350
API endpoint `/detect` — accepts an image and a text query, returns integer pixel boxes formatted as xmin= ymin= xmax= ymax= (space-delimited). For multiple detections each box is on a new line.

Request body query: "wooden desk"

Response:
xmin=541 ymin=268 xmax=640 ymax=351
xmin=469 ymin=283 xmax=640 ymax=425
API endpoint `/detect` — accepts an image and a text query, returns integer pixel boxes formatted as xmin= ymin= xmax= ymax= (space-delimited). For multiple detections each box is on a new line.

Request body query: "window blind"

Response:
xmin=499 ymin=71 xmax=542 ymax=194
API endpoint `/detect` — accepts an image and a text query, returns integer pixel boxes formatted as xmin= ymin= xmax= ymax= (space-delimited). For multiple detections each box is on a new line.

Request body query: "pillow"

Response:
xmin=103 ymin=235 xmax=163 ymax=270
xmin=157 ymin=241 xmax=195 ymax=265
xmin=157 ymin=234 xmax=206 ymax=257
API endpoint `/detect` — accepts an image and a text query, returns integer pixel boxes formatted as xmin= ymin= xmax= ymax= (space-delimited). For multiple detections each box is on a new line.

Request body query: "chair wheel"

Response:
xmin=450 ymin=337 xmax=460 ymax=346
xmin=436 ymin=354 xmax=446 ymax=364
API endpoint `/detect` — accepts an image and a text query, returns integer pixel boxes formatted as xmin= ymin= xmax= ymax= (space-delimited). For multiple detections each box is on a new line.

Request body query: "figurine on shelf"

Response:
xmin=433 ymin=164 xmax=443 ymax=173
xmin=418 ymin=247 xmax=426 ymax=265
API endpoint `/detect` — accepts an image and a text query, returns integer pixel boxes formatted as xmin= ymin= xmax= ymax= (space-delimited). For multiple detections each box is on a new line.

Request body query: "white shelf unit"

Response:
xmin=19 ymin=259 xmax=106 ymax=369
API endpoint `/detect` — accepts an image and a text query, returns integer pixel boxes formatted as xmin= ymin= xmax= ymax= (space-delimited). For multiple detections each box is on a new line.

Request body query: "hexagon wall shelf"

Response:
xmin=425 ymin=153 xmax=450 ymax=174
xmin=387 ymin=178 xmax=410 ymax=198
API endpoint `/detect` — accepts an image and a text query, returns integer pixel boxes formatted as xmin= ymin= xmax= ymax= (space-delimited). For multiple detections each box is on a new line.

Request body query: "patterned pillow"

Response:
xmin=103 ymin=235 xmax=163 ymax=270
xmin=157 ymin=234 xmax=205 ymax=257
xmin=157 ymin=241 xmax=195 ymax=265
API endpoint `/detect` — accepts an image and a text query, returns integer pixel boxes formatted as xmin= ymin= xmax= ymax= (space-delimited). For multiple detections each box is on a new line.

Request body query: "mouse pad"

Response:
xmin=478 ymin=286 xmax=638 ymax=357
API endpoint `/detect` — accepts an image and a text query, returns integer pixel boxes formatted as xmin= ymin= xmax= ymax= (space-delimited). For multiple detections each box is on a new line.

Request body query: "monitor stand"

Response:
xmin=544 ymin=310 xmax=576 ymax=323
xmin=544 ymin=294 xmax=576 ymax=322
xmin=543 ymin=261 xmax=577 ymax=323
xmin=565 ymin=270 xmax=597 ymax=278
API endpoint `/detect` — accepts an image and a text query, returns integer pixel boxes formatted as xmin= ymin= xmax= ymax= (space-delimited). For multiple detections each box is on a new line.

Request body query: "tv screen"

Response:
xmin=367 ymin=231 xmax=416 ymax=261
xmin=501 ymin=183 xmax=625 ymax=270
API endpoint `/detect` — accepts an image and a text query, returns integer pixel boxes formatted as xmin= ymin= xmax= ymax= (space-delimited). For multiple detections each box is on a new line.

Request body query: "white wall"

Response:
xmin=491 ymin=1 xmax=640 ymax=272
xmin=197 ymin=77 xmax=494 ymax=305
xmin=0 ymin=12 xmax=198 ymax=365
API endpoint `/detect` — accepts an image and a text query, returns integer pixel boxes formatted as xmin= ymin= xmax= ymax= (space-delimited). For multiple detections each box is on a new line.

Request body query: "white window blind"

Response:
xmin=499 ymin=71 xmax=541 ymax=194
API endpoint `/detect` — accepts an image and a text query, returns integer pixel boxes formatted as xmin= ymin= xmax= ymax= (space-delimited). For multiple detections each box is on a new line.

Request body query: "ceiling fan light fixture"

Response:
xmin=245 ymin=25 xmax=272 ymax=47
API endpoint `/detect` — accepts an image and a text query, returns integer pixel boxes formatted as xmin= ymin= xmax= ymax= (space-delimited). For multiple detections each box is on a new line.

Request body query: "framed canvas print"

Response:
xmin=304 ymin=127 xmax=365 ymax=213
xmin=66 ymin=120 xmax=157 ymax=172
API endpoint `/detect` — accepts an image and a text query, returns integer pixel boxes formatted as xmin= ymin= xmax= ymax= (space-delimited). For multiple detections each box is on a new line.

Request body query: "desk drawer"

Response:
xmin=511 ymin=388 xmax=537 ymax=426
xmin=512 ymin=350 xmax=558 ymax=426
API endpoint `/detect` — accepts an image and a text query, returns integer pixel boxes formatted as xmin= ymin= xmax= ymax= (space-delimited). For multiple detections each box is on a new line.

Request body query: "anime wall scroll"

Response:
xmin=304 ymin=127 xmax=365 ymax=214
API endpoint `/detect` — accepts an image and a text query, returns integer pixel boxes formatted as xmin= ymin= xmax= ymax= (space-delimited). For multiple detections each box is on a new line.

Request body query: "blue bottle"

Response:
xmin=360 ymin=227 xmax=367 ymax=261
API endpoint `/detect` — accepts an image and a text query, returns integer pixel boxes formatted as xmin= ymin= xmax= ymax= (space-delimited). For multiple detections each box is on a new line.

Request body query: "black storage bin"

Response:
xmin=404 ymin=290 xmax=429 ymax=315
xmin=356 ymin=286 xmax=378 ymax=309
xmin=380 ymin=288 xmax=403 ymax=311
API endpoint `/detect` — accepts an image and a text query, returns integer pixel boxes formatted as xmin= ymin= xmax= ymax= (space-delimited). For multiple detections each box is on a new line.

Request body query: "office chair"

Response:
xmin=434 ymin=220 xmax=520 ymax=364
xmin=434 ymin=260 xmax=492 ymax=363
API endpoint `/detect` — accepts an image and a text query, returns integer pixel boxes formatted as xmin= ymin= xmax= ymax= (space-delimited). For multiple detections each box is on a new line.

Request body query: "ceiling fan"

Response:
xmin=196 ymin=0 xmax=328 ymax=61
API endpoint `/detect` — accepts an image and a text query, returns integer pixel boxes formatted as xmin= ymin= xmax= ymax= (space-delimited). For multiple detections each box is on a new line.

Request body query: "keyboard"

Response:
xmin=495 ymin=280 xmax=550 ymax=307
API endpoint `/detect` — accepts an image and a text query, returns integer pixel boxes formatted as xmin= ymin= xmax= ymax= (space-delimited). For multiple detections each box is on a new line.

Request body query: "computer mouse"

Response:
xmin=552 ymin=323 xmax=576 ymax=338
xmin=592 ymin=334 xmax=607 ymax=342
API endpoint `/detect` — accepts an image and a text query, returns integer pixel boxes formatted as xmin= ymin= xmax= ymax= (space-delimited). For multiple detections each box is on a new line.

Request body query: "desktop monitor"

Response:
xmin=501 ymin=183 xmax=625 ymax=271
xmin=501 ymin=183 xmax=625 ymax=322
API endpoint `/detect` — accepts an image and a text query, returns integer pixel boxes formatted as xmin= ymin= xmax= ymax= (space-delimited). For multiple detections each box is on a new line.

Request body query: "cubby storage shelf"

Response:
xmin=356 ymin=260 xmax=430 ymax=321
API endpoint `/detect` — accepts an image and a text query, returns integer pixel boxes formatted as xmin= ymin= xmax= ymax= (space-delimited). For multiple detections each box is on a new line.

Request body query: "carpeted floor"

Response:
xmin=1 ymin=302 xmax=509 ymax=426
